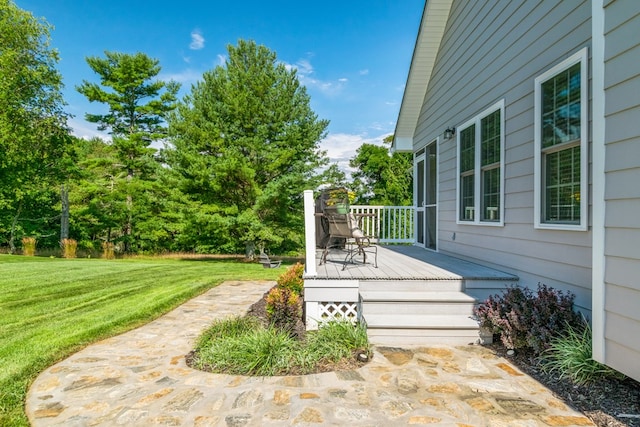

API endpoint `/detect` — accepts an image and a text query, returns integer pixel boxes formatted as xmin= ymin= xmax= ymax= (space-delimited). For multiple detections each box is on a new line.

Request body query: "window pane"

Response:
xmin=544 ymin=145 xmax=580 ymax=223
xmin=460 ymin=125 xmax=475 ymax=173
xmin=541 ymin=63 xmax=581 ymax=148
xmin=481 ymin=110 xmax=500 ymax=166
xmin=417 ymin=159 xmax=425 ymax=207
xmin=426 ymin=144 xmax=437 ymax=205
xmin=460 ymin=174 xmax=474 ymax=221
xmin=482 ymin=168 xmax=500 ymax=221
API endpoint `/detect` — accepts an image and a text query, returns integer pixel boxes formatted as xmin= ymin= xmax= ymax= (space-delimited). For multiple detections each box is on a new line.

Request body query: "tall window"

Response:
xmin=457 ymin=100 xmax=504 ymax=225
xmin=534 ymin=48 xmax=588 ymax=230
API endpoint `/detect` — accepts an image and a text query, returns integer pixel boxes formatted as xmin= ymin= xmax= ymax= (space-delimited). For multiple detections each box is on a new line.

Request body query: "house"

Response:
xmin=393 ymin=0 xmax=640 ymax=382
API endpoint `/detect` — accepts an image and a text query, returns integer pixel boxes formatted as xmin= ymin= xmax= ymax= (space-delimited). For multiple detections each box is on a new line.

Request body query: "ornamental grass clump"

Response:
xmin=61 ymin=238 xmax=77 ymax=258
xmin=101 ymin=241 xmax=115 ymax=259
xmin=474 ymin=283 xmax=582 ymax=354
xmin=21 ymin=237 xmax=37 ymax=256
xmin=542 ymin=320 xmax=625 ymax=385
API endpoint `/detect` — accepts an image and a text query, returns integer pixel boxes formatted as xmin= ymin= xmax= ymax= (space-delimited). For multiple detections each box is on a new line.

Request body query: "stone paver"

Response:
xmin=26 ymin=280 xmax=594 ymax=426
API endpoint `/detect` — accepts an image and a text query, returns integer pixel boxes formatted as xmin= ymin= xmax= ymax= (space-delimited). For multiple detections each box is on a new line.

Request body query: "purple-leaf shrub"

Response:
xmin=474 ymin=283 xmax=582 ymax=354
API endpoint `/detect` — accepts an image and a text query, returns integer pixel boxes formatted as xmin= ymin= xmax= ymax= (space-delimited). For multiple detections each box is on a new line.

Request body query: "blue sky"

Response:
xmin=17 ymin=0 xmax=423 ymax=173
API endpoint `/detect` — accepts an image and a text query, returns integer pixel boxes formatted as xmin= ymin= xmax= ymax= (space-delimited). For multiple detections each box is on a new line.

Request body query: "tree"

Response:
xmin=0 ymin=0 xmax=73 ymax=252
xmin=166 ymin=39 xmax=329 ymax=254
xmin=77 ymin=51 xmax=180 ymax=252
xmin=349 ymin=135 xmax=413 ymax=205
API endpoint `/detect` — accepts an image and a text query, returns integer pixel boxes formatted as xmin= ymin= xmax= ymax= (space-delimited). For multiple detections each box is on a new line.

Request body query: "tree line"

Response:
xmin=0 ymin=1 xmax=412 ymax=256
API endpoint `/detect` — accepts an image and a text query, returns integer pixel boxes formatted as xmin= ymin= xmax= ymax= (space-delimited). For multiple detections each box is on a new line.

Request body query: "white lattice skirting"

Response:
xmin=318 ymin=301 xmax=358 ymax=322
xmin=303 ymin=279 xmax=360 ymax=330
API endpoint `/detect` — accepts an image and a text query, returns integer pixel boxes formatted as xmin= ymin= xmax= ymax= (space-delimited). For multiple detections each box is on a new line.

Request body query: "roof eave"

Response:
xmin=392 ymin=0 xmax=453 ymax=153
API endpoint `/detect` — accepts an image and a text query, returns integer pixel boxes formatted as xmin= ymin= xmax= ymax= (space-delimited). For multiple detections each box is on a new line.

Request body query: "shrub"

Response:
xmin=61 ymin=239 xmax=77 ymax=259
xmin=276 ymin=262 xmax=304 ymax=295
xmin=21 ymin=237 xmax=37 ymax=256
xmin=266 ymin=287 xmax=302 ymax=334
xmin=101 ymin=241 xmax=115 ymax=259
xmin=542 ymin=320 xmax=625 ymax=385
xmin=474 ymin=283 xmax=582 ymax=354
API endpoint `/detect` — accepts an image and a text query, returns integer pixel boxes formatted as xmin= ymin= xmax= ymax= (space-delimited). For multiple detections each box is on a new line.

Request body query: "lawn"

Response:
xmin=0 ymin=255 xmax=282 ymax=427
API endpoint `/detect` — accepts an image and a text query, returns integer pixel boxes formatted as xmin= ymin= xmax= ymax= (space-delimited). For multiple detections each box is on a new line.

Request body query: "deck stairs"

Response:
xmin=360 ymin=279 xmax=486 ymax=346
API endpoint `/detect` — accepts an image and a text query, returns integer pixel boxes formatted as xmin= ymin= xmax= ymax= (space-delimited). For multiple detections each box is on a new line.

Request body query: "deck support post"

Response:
xmin=303 ymin=190 xmax=317 ymax=278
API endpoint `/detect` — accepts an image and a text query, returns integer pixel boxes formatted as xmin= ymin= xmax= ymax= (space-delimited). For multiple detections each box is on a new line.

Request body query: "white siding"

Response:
xmin=601 ymin=0 xmax=640 ymax=382
xmin=413 ymin=1 xmax=593 ymax=310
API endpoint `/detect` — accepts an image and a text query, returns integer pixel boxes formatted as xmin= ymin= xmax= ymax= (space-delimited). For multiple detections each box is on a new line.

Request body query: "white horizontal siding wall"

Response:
xmin=600 ymin=0 xmax=640 ymax=382
xmin=413 ymin=1 xmax=593 ymax=311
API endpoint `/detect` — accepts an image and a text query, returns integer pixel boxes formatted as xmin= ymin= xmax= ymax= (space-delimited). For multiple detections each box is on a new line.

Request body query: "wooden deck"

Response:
xmin=315 ymin=244 xmax=517 ymax=282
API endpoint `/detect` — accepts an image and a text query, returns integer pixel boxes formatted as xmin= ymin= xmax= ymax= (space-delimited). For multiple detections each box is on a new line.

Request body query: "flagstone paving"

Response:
xmin=26 ymin=280 xmax=594 ymax=426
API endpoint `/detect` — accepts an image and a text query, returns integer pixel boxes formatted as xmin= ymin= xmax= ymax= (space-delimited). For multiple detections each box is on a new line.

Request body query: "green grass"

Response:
xmin=192 ymin=317 xmax=370 ymax=376
xmin=0 ymin=255 xmax=281 ymax=427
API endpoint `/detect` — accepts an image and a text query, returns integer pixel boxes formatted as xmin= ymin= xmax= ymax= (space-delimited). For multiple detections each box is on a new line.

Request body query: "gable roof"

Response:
xmin=393 ymin=0 xmax=453 ymax=152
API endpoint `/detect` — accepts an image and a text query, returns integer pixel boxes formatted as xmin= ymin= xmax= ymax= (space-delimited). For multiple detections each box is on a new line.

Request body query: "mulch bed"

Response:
xmin=488 ymin=343 xmax=640 ymax=427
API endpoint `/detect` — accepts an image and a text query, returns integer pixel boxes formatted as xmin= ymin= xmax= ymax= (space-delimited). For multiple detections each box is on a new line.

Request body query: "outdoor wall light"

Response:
xmin=444 ymin=127 xmax=456 ymax=140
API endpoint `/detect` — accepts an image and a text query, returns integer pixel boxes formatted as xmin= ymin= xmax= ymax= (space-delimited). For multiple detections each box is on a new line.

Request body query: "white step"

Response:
xmin=363 ymin=314 xmax=479 ymax=330
xmin=360 ymin=291 xmax=477 ymax=315
xmin=367 ymin=333 xmax=481 ymax=346
xmin=363 ymin=314 xmax=482 ymax=346
xmin=363 ymin=301 xmax=476 ymax=315
xmin=359 ymin=290 xmax=476 ymax=302
xmin=359 ymin=279 xmax=465 ymax=292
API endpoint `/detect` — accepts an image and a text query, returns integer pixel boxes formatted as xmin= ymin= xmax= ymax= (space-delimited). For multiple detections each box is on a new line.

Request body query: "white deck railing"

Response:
xmin=303 ymin=190 xmax=415 ymax=278
xmin=350 ymin=205 xmax=415 ymax=244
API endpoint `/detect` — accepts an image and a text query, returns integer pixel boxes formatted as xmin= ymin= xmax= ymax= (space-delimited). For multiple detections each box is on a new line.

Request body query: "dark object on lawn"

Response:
xmin=259 ymin=253 xmax=281 ymax=268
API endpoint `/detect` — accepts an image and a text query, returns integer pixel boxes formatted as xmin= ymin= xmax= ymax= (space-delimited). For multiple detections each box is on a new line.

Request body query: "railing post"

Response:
xmin=303 ymin=190 xmax=317 ymax=277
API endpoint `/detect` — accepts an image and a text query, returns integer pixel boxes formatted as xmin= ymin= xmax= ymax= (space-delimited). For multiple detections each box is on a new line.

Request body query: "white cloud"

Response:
xmin=359 ymin=69 xmax=369 ymax=75
xmin=319 ymin=132 xmax=391 ymax=177
xmin=338 ymin=78 xmax=348 ymax=82
xmin=216 ymin=54 xmax=227 ymax=66
xmin=160 ymin=69 xmax=202 ymax=85
xmin=189 ymin=29 xmax=205 ymax=50
xmin=68 ymin=118 xmax=110 ymax=142
xmin=283 ymin=58 xmax=346 ymax=97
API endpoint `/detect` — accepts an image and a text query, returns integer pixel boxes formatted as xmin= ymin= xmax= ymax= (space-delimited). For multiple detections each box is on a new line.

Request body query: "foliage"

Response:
xmin=474 ymin=283 xmax=582 ymax=354
xmin=194 ymin=320 xmax=299 ymax=376
xmin=0 ymin=255 xmax=280 ymax=426
xmin=275 ymin=262 xmax=304 ymax=295
xmin=541 ymin=320 xmax=625 ymax=385
xmin=0 ymin=0 xmax=74 ymax=252
xmin=21 ymin=237 xmax=36 ymax=256
xmin=305 ymin=320 xmax=370 ymax=364
xmin=265 ymin=286 xmax=302 ymax=334
xmin=166 ymin=39 xmax=329 ymax=254
xmin=60 ymin=238 xmax=77 ymax=258
xmin=76 ymin=51 xmax=180 ymax=253
xmin=77 ymin=51 xmax=180 ymax=137
xmin=192 ymin=317 xmax=370 ymax=376
xmin=349 ymin=135 xmax=413 ymax=205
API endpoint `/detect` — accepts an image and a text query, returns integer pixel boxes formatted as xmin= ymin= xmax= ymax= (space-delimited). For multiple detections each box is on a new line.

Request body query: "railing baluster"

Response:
xmin=349 ymin=205 xmax=415 ymax=244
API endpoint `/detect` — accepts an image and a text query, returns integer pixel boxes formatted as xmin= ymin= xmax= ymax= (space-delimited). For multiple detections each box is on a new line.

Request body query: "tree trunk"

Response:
xmin=9 ymin=202 xmax=22 ymax=254
xmin=124 ymin=170 xmax=133 ymax=253
xmin=60 ymin=184 xmax=69 ymax=243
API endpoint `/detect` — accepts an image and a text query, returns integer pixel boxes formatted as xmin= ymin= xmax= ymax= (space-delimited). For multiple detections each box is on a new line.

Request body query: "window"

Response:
xmin=534 ymin=48 xmax=588 ymax=230
xmin=456 ymin=100 xmax=504 ymax=225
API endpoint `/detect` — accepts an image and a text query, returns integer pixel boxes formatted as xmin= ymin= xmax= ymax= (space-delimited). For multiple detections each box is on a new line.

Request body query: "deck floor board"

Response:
xmin=314 ymin=245 xmax=517 ymax=281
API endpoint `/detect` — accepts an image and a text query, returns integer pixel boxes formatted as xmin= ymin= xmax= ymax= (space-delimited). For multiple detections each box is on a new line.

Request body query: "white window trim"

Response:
xmin=455 ymin=99 xmax=505 ymax=227
xmin=534 ymin=48 xmax=588 ymax=231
